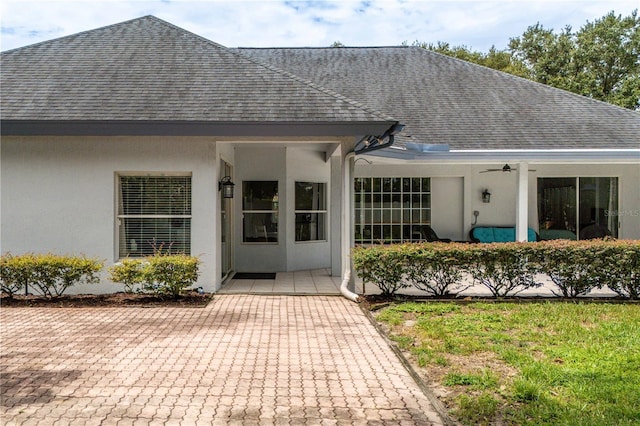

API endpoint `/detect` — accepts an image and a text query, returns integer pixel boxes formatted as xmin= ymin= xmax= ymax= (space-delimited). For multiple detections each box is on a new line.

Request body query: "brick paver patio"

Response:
xmin=1 ymin=295 xmax=446 ymax=425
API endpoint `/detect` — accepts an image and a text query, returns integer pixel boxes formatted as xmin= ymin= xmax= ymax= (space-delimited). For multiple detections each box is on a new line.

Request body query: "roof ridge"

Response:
xmin=237 ymin=46 xmax=411 ymax=50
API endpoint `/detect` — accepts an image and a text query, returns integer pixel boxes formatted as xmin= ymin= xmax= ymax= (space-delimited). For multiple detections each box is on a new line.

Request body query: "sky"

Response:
xmin=1 ymin=0 xmax=638 ymax=52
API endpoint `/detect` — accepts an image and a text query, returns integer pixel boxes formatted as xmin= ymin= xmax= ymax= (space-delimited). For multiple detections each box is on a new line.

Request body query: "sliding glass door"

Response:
xmin=538 ymin=177 xmax=618 ymax=240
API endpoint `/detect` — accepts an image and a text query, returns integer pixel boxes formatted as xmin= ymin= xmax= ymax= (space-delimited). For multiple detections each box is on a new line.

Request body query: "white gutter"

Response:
xmin=341 ymin=151 xmax=360 ymax=303
xmin=369 ymin=147 xmax=640 ymax=163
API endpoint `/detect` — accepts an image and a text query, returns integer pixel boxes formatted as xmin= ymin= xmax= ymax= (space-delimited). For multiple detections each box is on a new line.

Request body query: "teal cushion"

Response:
xmin=494 ymin=227 xmax=515 ymax=242
xmin=472 ymin=227 xmax=538 ymax=242
xmin=472 ymin=227 xmax=494 ymax=243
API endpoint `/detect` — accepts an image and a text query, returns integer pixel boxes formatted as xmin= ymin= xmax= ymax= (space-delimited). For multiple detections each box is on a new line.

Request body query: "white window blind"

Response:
xmin=117 ymin=175 xmax=191 ymax=257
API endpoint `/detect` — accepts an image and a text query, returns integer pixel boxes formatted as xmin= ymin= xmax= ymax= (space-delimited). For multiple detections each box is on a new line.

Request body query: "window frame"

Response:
xmin=294 ymin=181 xmax=328 ymax=243
xmin=115 ymin=172 xmax=192 ymax=259
xmin=241 ymin=180 xmax=280 ymax=244
xmin=354 ymin=177 xmax=431 ymax=244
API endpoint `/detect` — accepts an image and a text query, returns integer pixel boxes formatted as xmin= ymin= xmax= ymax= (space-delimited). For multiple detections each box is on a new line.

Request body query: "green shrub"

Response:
xmin=535 ymin=239 xmax=640 ymax=299
xmin=0 ymin=253 xmax=35 ymax=297
xmin=143 ymin=254 xmax=200 ymax=298
xmin=352 ymin=239 xmax=639 ymax=299
xmin=352 ymin=244 xmax=411 ymax=296
xmin=537 ymin=240 xmax=603 ymax=297
xmin=0 ymin=253 xmax=103 ymax=297
xmin=110 ymin=253 xmax=200 ymax=298
xmin=108 ymin=259 xmax=145 ymax=293
xmin=599 ymin=239 xmax=640 ymax=299
xmin=405 ymin=243 xmax=472 ymax=296
xmin=465 ymin=243 xmax=542 ymax=298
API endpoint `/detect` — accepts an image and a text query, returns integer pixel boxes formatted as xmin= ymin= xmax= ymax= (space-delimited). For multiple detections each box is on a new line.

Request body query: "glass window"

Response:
xmin=354 ymin=177 xmax=431 ymax=244
xmin=117 ymin=175 xmax=191 ymax=257
xmin=242 ymin=181 xmax=279 ymax=243
xmin=538 ymin=177 xmax=618 ymax=240
xmin=295 ymin=182 xmax=327 ymax=242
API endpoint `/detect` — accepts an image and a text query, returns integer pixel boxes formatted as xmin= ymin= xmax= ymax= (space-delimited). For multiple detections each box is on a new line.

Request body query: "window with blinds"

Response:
xmin=117 ymin=175 xmax=192 ymax=257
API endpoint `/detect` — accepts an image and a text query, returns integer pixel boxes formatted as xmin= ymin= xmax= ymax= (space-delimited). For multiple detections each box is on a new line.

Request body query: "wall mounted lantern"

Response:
xmin=219 ymin=176 xmax=235 ymax=199
xmin=482 ymin=189 xmax=491 ymax=203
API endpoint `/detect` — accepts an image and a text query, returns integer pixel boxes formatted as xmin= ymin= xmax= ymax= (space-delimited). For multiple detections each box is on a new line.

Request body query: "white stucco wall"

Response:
xmin=3 ymin=138 xmax=638 ymax=296
xmin=1 ymin=136 xmax=219 ymax=293
xmin=232 ymin=146 xmax=333 ymax=273
xmin=233 ymin=146 xmax=288 ymax=272
xmin=286 ymin=148 xmax=332 ymax=271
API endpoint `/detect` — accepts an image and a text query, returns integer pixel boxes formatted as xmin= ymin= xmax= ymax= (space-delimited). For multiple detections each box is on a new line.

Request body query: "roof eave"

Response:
xmin=0 ymin=119 xmax=397 ymax=138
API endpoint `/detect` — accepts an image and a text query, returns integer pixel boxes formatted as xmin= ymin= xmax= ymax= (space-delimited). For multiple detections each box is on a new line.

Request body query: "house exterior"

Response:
xmin=2 ymin=16 xmax=639 ymax=294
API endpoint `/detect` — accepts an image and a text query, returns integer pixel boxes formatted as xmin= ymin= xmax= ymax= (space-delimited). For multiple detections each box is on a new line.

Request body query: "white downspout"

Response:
xmin=341 ymin=151 xmax=360 ymax=302
xmin=341 ymin=268 xmax=359 ymax=302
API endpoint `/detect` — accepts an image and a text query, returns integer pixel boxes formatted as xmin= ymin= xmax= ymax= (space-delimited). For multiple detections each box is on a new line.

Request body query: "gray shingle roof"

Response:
xmin=238 ymin=46 xmax=640 ymax=151
xmin=1 ymin=16 xmax=395 ymax=126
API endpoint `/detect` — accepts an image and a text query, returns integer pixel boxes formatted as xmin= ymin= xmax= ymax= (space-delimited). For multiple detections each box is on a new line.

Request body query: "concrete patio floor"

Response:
xmin=218 ymin=269 xmax=344 ymax=295
xmin=219 ymin=268 xmax=618 ymax=298
xmin=1 ymin=295 xmax=447 ymax=425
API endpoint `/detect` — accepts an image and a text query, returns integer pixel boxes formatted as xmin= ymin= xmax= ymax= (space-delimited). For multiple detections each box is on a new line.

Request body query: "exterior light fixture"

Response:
xmin=219 ymin=176 xmax=235 ymax=199
xmin=482 ymin=189 xmax=491 ymax=203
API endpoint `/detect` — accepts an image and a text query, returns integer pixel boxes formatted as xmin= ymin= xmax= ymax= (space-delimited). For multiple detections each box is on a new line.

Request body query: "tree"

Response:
xmin=413 ymin=10 xmax=640 ymax=110
xmin=575 ymin=10 xmax=640 ymax=109
xmin=410 ymin=40 xmax=528 ymax=77
xmin=509 ymin=10 xmax=640 ymax=109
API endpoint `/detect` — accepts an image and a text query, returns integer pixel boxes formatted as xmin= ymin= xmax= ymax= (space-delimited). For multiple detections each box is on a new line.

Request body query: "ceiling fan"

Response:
xmin=480 ymin=164 xmax=536 ymax=173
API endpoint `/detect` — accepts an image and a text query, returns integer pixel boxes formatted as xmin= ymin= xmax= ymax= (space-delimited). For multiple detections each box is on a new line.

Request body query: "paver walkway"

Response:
xmin=1 ymin=295 xmax=446 ymax=425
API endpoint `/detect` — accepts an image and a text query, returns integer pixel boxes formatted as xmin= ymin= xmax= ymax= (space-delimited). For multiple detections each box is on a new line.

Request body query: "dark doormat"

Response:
xmin=233 ymin=272 xmax=277 ymax=280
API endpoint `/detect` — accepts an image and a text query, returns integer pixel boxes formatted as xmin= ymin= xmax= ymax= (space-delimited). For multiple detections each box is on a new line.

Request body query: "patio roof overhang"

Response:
xmin=364 ymin=146 xmax=640 ymax=163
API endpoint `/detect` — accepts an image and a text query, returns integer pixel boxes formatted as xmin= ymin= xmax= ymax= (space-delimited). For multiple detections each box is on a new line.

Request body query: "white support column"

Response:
xmin=330 ymin=155 xmax=342 ymax=277
xmin=516 ymin=162 xmax=529 ymax=242
xmin=341 ymin=148 xmax=355 ymax=290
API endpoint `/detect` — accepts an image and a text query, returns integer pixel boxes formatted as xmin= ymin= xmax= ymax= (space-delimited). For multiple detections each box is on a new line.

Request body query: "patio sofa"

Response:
xmin=470 ymin=226 xmax=538 ymax=243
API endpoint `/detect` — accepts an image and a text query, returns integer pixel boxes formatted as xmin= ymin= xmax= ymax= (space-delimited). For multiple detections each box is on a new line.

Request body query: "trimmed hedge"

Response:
xmin=109 ymin=253 xmax=200 ymax=298
xmin=465 ymin=242 xmax=542 ymax=297
xmin=353 ymin=239 xmax=640 ymax=299
xmin=404 ymin=243 xmax=472 ymax=297
xmin=352 ymin=244 xmax=412 ymax=296
xmin=536 ymin=240 xmax=604 ymax=297
xmin=597 ymin=240 xmax=640 ymax=299
xmin=0 ymin=253 xmax=103 ymax=297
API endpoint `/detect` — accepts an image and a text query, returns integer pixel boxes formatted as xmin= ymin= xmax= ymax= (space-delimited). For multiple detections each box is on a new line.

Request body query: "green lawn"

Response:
xmin=374 ymin=302 xmax=640 ymax=425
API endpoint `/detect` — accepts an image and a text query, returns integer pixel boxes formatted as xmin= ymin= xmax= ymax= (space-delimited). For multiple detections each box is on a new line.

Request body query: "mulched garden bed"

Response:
xmin=0 ymin=291 xmax=213 ymax=308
